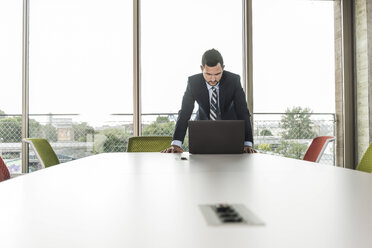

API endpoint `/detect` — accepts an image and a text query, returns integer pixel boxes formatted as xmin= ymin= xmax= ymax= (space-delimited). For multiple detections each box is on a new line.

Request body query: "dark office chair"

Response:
xmin=356 ymin=142 xmax=372 ymax=173
xmin=303 ymin=136 xmax=336 ymax=163
xmin=127 ymin=136 xmax=172 ymax=152
xmin=0 ymin=156 xmax=10 ymax=182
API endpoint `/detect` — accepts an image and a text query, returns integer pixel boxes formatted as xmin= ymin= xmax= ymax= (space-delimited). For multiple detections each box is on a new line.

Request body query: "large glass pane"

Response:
xmin=0 ymin=1 xmax=22 ymax=174
xmin=252 ymin=0 xmax=336 ymax=164
xmin=29 ymin=0 xmax=133 ymax=171
xmin=141 ymin=0 xmax=243 ymax=150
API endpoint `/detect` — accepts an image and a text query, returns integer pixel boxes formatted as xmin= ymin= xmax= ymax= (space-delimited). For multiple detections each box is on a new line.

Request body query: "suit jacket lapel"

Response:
xmin=199 ymin=78 xmax=210 ymax=114
xmin=219 ymin=73 xmax=226 ymax=112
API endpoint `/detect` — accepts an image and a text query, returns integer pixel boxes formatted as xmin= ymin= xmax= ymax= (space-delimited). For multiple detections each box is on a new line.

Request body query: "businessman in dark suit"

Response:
xmin=162 ymin=49 xmax=254 ymax=153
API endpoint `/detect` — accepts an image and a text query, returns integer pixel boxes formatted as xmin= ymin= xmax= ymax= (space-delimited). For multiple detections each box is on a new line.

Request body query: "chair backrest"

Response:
xmin=0 ymin=156 xmax=10 ymax=182
xmin=303 ymin=136 xmax=336 ymax=163
xmin=23 ymin=138 xmax=60 ymax=168
xmin=356 ymin=142 xmax=372 ymax=173
xmin=127 ymin=136 xmax=172 ymax=152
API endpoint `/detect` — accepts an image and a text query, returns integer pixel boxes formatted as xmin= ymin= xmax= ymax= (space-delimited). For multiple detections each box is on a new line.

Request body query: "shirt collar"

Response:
xmin=205 ymin=82 xmax=220 ymax=90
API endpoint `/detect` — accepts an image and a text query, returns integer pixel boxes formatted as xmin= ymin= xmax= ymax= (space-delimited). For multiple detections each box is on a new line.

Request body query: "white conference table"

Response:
xmin=0 ymin=152 xmax=372 ymax=248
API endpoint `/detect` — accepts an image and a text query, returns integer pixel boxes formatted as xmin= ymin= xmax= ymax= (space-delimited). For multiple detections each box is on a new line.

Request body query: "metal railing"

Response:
xmin=0 ymin=112 xmax=336 ymax=173
xmin=253 ymin=113 xmax=336 ymax=165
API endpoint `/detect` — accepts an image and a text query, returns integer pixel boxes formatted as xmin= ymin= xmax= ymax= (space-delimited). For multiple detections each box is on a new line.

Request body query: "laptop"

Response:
xmin=188 ymin=120 xmax=245 ymax=154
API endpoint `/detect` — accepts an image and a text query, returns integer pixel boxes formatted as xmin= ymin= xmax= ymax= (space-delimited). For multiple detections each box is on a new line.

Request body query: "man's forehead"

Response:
xmin=203 ymin=63 xmax=223 ymax=72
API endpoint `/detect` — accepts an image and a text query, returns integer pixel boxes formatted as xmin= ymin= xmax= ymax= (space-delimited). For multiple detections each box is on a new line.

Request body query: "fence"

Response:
xmin=0 ymin=112 xmax=336 ymax=173
xmin=253 ymin=113 xmax=336 ymax=165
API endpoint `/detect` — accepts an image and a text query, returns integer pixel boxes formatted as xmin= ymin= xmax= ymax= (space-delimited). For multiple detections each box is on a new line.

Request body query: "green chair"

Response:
xmin=356 ymin=142 xmax=372 ymax=173
xmin=23 ymin=138 xmax=60 ymax=168
xmin=127 ymin=136 xmax=172 ymax=152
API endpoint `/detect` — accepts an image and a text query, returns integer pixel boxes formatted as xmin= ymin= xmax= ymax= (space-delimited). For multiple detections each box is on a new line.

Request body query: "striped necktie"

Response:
xmin=210 ymin=86 xmax=218 ymax=120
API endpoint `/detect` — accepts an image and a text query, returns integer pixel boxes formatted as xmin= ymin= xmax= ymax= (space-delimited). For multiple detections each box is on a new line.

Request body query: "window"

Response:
xmin=0 ymin=1 xmax=23 ymax=173
xmin=29 ymin=0 xmax=133 ymax=170
xmin=141 ymin=0 xmax=243 ymax=149
xmin=252 ymin=0 xmax=336 ymax=164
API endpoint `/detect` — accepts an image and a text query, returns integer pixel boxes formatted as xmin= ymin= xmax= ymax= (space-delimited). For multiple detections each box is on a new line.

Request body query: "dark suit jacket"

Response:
xmin=173 ymin=70 xmax=253 ymax=144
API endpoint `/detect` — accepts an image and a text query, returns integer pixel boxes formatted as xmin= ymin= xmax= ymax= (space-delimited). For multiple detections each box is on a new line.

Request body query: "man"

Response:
xmin=162 ymin=49 xmax=255 ymax=153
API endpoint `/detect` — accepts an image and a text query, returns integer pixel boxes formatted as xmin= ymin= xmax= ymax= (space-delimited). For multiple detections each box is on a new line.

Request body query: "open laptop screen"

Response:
xmin=188 ymin=120 xmax=245 ymax=154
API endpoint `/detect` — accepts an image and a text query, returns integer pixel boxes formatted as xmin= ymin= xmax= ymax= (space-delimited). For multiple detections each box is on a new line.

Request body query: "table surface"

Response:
xmin=0 ymin=152 xmax=372 ymax=248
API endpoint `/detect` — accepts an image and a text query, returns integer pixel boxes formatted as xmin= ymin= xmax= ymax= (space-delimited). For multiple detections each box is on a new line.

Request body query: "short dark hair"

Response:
xmin=201 ymin=49 xmax=224 ymax=67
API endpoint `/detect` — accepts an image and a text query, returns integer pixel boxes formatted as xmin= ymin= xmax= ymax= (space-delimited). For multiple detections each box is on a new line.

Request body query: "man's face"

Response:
xmin=201 ymin=63 xmax=224 ymax=86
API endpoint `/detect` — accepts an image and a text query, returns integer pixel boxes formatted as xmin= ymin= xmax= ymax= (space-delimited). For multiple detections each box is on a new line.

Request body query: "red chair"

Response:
xmin=0 ymin=156 xmax=10 ymax=182
xmin=303 ymin=136 xmax=336 ymax=163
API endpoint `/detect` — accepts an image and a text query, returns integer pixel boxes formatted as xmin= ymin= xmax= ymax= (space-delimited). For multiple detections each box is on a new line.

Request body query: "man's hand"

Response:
xmin=244 ymin=146 xmax=257 ymax=153
xmin=161 ymin=145 xmax=183 ymax=153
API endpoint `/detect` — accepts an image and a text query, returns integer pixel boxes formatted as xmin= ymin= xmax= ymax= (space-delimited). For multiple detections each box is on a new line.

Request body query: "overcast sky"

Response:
xmin=0 ymin=0 xmax=335 ymax=126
